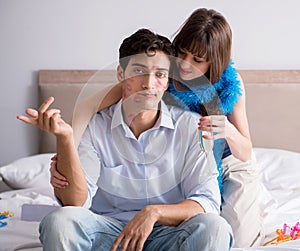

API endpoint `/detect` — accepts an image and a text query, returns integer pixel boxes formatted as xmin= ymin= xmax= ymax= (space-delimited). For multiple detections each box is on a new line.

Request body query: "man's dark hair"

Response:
xmin=119 ymin=28 xmax=175 ymax=70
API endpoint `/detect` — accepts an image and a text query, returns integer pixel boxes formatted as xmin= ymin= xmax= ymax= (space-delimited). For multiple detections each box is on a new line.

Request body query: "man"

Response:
xmin=17 ymin=29 xmax=233 ymax=251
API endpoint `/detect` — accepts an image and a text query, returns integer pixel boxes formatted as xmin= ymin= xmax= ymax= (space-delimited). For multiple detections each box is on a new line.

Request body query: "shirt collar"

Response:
xmin=154 ymin=101 xmax=174 ymax=130
xmin=111 ymin=100 xmax=125 ymax=129
xmin=111 ymin=99 xmax=175 ymax=132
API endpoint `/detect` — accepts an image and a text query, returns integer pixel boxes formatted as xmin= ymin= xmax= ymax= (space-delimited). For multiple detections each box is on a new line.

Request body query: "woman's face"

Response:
xmin=176 ymin=48 xmax=210 ymax=81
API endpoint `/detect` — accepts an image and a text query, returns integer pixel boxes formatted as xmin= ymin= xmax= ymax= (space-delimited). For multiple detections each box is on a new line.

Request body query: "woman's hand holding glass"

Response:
xmin=198 ymin=115 xmax=232 ymax=140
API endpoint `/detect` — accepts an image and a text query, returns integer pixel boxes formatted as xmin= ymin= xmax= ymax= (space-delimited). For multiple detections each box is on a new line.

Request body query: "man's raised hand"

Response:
xmin=17 ymin=96 xmax=72 ymax=137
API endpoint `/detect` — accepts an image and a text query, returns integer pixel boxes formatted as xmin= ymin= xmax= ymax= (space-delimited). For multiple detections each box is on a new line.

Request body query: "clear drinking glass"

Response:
xmin=198 ymin=130 xmax=214 ymax=153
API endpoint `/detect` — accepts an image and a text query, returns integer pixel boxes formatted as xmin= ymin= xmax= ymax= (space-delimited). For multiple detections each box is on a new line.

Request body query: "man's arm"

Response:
xmin=145 ymin=199 xmax=204 ymax=226
xmin=55 ymin=133 xmax=88 ymax=206
xmin=110 ymin=200 xmax=204 ymax=251
xmin=17 ymin=97 xmax=88 ymax=206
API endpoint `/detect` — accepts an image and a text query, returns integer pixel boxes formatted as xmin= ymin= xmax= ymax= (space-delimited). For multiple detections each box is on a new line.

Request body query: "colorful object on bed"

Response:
xmin=0 ymin=211 xmax=14 ymax=228
xmin=263 ymin=222 xmax=300 ymax=246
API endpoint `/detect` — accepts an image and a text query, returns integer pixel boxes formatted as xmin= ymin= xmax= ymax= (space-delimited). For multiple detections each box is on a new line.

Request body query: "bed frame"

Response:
xmin=39 ymin=70 xmax=300 ymax=153
xmin=239 ymin=70 xmax=300 ymax=153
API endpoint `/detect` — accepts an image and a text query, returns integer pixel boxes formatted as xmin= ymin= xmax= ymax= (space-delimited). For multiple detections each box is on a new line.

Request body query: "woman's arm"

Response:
xmin=225 ymin=74 xmax=253 ymax=161
xmin=97 ymin=82 xmax=122 ymax=111
xmin=198 ymin=74 xmax=253 ymax=162
xmin=71 ymin=82 xmax=123 ymax=149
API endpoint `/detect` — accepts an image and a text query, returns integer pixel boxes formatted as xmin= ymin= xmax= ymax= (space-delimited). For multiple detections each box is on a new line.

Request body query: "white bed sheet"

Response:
xmin=0 ymin=148 xmax=299 ymax=251
xmin=0 ymin=187 xmax=58 ymax=251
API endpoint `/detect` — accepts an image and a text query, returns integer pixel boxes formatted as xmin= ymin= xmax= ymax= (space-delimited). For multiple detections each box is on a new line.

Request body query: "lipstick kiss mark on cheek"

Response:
xmin=127 ymin=76 xmax=135 ymax=83
xmin=126 ymin=83 xmax=133 ymax=91
xmin=122 ymin=85 xmax=127 ymax=99
xmin=128 ymin=114 xmax=135 ymax=121
xmin=134 ymin=96 xmax=141 ymax=102
xmin=154 ymin=80 xmax=167 ymax=90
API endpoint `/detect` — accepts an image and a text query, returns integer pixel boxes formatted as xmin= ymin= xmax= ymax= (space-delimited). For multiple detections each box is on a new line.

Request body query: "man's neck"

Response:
xmin=123 ymin=108 xmax=160 ymax=139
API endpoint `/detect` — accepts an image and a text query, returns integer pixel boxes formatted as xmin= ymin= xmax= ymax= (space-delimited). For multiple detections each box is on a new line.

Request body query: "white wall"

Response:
xmin=1 ymin=0 xmax=299 ymax=165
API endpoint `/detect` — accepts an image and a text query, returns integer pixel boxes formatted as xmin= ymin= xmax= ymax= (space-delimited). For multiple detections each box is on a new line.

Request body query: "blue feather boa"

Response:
xmin=167 ymin=61 xmax=241 ymax=115
xmin=166 ymin=61 xmax=241 ymax=195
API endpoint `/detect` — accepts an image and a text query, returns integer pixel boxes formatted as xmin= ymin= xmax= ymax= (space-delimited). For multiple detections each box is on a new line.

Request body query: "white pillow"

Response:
xmin=0 ymin=153 xmax=55 ymax=189
xmin=254 ymin=147 xmax=300 ymax=233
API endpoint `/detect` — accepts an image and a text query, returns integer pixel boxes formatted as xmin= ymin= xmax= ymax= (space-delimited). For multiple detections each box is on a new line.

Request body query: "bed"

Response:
xmin=1 ymin=69 xmax=300 ymax=250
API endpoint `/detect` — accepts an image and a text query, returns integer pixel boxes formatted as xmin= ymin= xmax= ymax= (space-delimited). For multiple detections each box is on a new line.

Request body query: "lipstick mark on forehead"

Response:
xmin=151 ymin=65 xmax=160 ymax=70
xmin=150 ymin=65 xmax=169 ymax=72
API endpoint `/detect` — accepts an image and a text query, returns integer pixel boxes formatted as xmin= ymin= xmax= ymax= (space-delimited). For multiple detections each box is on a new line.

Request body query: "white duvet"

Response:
xmin=0 ymin=187 xmax=58 ymax=251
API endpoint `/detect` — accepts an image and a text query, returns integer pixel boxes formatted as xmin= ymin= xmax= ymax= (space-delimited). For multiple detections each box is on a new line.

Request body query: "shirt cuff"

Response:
xmin=188 ymin=196 xmax=220 ymax=214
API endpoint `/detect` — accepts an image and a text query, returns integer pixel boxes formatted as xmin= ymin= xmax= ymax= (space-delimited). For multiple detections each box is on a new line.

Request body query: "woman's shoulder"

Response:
xmin=223 ymin=60 xmax=239 ymax=80
xmin=218 ymin=60 xmax=241 ymax=89
xmin=215 ymin=60 xmax=242 ymax=114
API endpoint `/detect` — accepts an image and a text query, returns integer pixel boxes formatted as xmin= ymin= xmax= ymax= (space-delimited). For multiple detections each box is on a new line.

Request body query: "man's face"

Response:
xmin=121 ymin=51 xmax=170 ymax=111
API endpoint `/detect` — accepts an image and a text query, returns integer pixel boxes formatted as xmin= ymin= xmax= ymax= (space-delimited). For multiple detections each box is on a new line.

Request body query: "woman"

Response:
xmin=165 ymin=8 xmax=263 ymax=247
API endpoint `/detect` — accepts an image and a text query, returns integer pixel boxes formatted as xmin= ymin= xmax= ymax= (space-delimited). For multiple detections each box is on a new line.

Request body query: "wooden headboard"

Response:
xmin=39 ymin=70 xmax=300 ymax=153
